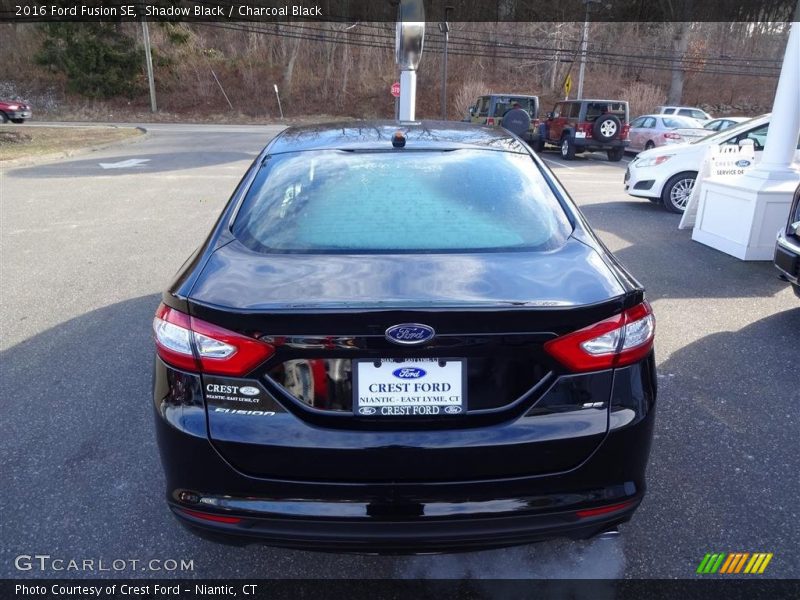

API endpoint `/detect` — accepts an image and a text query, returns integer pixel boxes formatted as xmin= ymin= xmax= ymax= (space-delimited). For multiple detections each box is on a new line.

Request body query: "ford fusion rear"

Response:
xmin=152 ymin=121 xmax=656 ymax=553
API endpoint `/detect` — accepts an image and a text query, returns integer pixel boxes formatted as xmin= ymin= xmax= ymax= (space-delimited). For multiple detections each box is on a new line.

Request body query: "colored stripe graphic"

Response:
xmin=699 ymin=552 xmax=773 ymax=574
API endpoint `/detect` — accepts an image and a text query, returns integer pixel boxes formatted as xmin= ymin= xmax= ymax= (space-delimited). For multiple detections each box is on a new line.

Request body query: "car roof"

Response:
xmin=560 ymin=99 xmax=628 ymax=103
xmin=268 ymin=120 xmax=531 ymax=154
xmin=483 ymin=93 xmax=538 ymax=98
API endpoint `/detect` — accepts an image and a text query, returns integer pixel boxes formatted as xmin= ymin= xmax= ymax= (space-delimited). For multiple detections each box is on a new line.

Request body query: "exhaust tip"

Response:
xmin=597 ymin=528 xmax=620 ymax=540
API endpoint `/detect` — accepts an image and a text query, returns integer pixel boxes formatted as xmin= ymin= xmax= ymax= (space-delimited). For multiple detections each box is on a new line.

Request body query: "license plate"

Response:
xmin=353 ymin=358 xmax=466 ymax=417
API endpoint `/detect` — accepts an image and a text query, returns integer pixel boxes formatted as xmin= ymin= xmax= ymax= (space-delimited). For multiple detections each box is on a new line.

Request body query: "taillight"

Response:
xmin=544 ymin=302 xmax=655 ymax=372
xmin=621 ymin=124 xmax=630 ymax=139
xmin=664 ymin=132 xmax=681 ymax=140
xmin=487 ymin=117 xmax=495 ymax=125
xmin=577 ymin=123 xmax=593 ymax=137
xmin=153 ymin=303 xmax=274 ymax=375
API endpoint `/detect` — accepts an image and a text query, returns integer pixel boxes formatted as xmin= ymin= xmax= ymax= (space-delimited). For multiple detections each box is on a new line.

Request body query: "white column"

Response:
xmin=399 ymin=70 xmax=417 ymax=121
xmin=749 ymin=19 xmax=800 ymax=179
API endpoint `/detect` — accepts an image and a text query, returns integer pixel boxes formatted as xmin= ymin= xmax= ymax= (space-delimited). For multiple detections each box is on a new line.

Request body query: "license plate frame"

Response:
xmin=353 ymin=358 xmax=467 ymax=417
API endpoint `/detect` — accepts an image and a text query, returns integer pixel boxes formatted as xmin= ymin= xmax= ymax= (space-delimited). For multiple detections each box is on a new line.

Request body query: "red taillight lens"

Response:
xmin=664 ymin=132 xmax=681 ymax=140
xmin=153 ymin=303 xmax=274 ymax=376
xmin=487 ymin=117 xmax=495 ymax=125
xmin=544 ymin=302 xmax=655 ymax=372
xmin=621 ymin=124 xmax=630 ymax=139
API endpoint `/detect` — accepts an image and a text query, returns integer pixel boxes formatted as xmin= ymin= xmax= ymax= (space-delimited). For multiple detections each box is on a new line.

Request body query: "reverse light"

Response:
xmin=153 ymin=303 xmax=274 ymax=375
xmin=636 ymin=155 xmax=673 ymax=168
xmin=544 ymin=302 xmax=655 ymax=372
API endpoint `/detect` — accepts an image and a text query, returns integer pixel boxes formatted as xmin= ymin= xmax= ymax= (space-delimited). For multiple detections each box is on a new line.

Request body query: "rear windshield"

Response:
xmin=662 ymin=116 xmax=702 ymax=128
xmin=493 ymin=97 xmax=538 ymax=117
xmin=232 ymin=149 xmax=572 ymax=254
xmin=585 ymin=102 xmax=627 ymax=122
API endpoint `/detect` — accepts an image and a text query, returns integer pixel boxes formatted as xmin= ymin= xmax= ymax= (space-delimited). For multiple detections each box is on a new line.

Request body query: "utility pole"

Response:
xmin=141 ymin=19 xmax=157 ymax=113
xmin=577 ymin=0 xmax=601 ymax=100
xmin=438 ymin=5 xmax=453 ymax=120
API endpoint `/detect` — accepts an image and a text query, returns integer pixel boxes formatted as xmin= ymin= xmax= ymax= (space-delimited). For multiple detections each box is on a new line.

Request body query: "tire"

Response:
xmin=560 ymin=136 xmax=576 ymax=160
xmin=592 ymin=115 xmax=622 ymax=142
xmin=644 ymin=141 xmax=655 ymax=150
xmin=532 ymin=137 xmax=545 ymax=153
xmin=501 ymin=108 xmax=531 ymax=137
xmin=607 ymin=147 xmax=624 ymax=162
xmin=0 ymin=112 xmax=8 ymax=124
xmin=661 ymin=172 xmax=697 ymax=213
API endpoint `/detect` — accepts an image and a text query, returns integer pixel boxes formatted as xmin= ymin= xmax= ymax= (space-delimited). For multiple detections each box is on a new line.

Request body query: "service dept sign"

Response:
xmin=710 ymin=142 xmax=756 ymax=178
xmin=354 ymin=358 xmax=466 ymax=417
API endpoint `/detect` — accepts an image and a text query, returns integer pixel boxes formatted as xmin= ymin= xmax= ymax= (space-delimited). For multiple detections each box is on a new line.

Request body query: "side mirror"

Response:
xmin=546 ymin=112 xmax=555 ymax=119
xmin=469 ymin=106 xmax=476 ymax=116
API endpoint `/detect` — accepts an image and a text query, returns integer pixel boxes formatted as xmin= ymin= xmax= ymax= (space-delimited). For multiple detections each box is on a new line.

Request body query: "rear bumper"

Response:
xmin=171 ymin=495 xmax=640 ymax=553
xmin=154 ymin=358 xmax=657 ymax=553
xmin=572 ymin=138 xmax=629 ymax=151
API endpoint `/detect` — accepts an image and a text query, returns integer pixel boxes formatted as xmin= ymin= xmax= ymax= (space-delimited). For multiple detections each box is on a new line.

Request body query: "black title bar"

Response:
xmin=1 ymin=0 xmax=799 ymax=23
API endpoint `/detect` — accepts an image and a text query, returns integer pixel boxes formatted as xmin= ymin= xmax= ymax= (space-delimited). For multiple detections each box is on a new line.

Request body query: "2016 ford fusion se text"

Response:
xmin=152 ymin=121 xmax=657 ymax=553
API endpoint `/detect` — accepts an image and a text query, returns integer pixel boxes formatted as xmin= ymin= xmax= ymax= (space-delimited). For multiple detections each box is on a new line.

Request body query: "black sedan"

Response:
xmin=152 ymin=121 xmax=657 ymax=553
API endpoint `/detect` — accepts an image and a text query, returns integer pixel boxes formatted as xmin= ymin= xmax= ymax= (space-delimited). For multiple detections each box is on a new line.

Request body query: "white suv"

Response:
xmin=655 ymin=106 xmax=712 ymax=123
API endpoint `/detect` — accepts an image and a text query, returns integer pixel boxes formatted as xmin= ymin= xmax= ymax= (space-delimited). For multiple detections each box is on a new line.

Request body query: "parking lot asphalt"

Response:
xmin=1 ymin=123 xmax=798 ymax=580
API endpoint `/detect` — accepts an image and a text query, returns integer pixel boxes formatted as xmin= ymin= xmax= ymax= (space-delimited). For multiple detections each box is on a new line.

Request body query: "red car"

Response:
xmin=0 ymin=100 xmax=32 ymax=124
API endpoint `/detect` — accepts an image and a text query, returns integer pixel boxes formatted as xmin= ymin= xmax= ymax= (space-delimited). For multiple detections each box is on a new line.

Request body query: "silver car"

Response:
xmin=627 ymin=114 xmax=705 ymax=152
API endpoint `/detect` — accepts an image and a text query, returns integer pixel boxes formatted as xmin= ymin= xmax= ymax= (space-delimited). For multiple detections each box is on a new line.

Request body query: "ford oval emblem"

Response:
xmin=359 ymin=406 xmax=377 ymax=415
xmin=240 ymin=386 xmax=260 ymax=397
xmin=444 ymin=406 xmax=461 ymax=414
xmin=392 ymin=367 xmax=426 ymax=379
xmin=735 ymin=159 xmax=751 ymax=168
xmin=385 ymin=323 xmax=436 ymax=345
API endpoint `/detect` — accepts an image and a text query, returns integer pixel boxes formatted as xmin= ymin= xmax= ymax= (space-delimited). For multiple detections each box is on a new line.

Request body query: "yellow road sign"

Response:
xmin=563 ymin=73 xmax=572 ymax=97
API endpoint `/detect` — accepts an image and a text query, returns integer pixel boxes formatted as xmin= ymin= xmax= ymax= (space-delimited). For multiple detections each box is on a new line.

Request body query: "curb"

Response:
xmin=0 ymin=126 xmax=149 ymax=168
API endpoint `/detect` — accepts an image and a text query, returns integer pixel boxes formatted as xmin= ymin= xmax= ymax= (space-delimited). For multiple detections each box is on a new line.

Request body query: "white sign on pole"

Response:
xmin=679 ymin=143 xmax=757 ymax=230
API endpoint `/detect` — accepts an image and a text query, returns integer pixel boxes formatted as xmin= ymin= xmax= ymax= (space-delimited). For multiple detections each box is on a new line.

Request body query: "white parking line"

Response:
xmin=542 ymin=157 xmax=576 ymax=170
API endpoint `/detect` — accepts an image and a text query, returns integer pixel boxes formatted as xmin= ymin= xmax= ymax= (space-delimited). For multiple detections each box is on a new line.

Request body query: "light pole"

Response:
xmin=395 ymin=0 xmax=425 ymax=121
xmin=438 ymin=5 xmax=454 ymax=120
xmin=576 ymin=0 xmax=601 ymax=100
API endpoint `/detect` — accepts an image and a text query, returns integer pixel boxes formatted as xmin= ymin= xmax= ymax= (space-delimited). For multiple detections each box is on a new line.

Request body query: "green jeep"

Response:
xmin=466 ymin=94 xmax=540 ymax=142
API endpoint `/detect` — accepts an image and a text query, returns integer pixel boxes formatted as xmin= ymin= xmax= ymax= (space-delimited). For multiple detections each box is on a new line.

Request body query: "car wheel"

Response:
xmin=532 ymin=137 xmax=545 ymax=153
xmin=792 ymin=283 xmax=800 ymax=299
xmin=645 ymin=141 xmax=655 ymax=150
xmin=0 ymin=112 xmax=8 ymax=124
xmin=560 ymin=136 xmax=576 ymax=160
xmin=661 ymin=172 xmax=697 ymax=213
xmin=607 ymin=147 xmax=624 ymax=162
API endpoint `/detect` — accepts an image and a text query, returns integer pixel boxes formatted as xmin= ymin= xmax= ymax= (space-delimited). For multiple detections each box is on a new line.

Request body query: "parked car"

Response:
xmin=153 ymin=121 xmax=657 ymax=552
xmin=675 ymin=117 xmax=750 ymax=144
xmin=774 ymin=183 xmax=800 ymax=298
xmin=533 ymin=99 xmax=630 ymax=161
xmin=627 ymin=114 xmax=705 ymax=152
xmin=467 ymin=94 xmax=539 ymax=142
xmin=624 ymin=114 xmax=800 ymax=213
xmin=0 ymin=100 xmax=32 ymax=123
xmin=655 ymin=105 xmax=712 ymax=123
